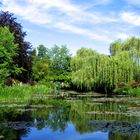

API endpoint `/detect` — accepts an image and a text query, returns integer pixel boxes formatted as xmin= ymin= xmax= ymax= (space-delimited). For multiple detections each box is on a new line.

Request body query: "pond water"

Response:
xmin=0 ymin=93 xmax=140 ymax=140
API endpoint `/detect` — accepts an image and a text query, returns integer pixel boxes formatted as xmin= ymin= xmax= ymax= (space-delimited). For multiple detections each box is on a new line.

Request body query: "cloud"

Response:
xmin=1 ymin=0 xmax=52 ymax=24
xmin=25 ymin=0 xmax=116 ymax=24
xmin=120 ymin=11 xmax=140 ymax=26
xmin=1 ymin=0 xmax=140 ymax=47
xmin=1 ymin=0 xmax=117 ymax=42
xmin=55 ymin=22 xmax=112 ymax=42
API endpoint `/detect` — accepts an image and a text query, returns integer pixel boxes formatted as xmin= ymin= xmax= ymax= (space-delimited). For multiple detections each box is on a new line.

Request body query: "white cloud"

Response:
xmin=55 ymin=22 xmax=112 ymax=42
xmin=27 ymin=0 xmax=116 ymax=24
xmin=1 ymin=0 xmax=139 ymax=47
xmin=1 ymin=0 xmax=52 ymax=24
xmin=1 ymin=0 xmax=117 ymax=42
xmin=120 ymin=11 xmax=140 ymax=26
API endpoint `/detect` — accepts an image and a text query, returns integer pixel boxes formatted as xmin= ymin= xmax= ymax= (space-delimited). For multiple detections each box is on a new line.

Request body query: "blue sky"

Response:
xmin=1 ymin=0 xmax=140 ymax=55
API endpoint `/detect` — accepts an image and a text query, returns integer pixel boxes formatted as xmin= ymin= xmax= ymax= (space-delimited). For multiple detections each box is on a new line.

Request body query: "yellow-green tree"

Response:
xmin=71 ymin=45 xmax=136 ymax=92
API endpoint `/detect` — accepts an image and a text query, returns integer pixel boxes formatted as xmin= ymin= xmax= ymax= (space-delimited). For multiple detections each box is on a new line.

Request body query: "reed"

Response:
xmin=0 ymin=84 xmax=49 ymax=102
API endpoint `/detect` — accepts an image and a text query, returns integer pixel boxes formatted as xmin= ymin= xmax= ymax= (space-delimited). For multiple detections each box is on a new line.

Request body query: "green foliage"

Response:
xmin=31 ymin=45 xmax=50 ymax=81
xmin=114 ymin=86 xmax=140 ymax=97
xmin=32 ymin=45 xmax=71 ymax=82
xmin=49 ymin=45 xmax=71 ymax=75
xmin=37 ymin=44 xmax=49 ymax=58
xmin=0 ymin=27 xmax=21 ymax=83
xmin=71 ymin=48 xmax=135 ymax=92
xmin=114 ymin=83 xmax=132 ymax=95
xmin=38 ymin=74 xmax=71 ymax=90
xmin=71 ymin=37 xmax=140 ymax=93
xmin=110 ymin=40 xmax=122 ymax=56
xmin=0 ymin=84 xmax=49 ymax=102
xmin=110 ymin=37 xmax=140 ymax=81
xmin=110 ymin=37 xmax=140 ymax=57
xmin=129 ymin=87 xmax=140 ymax=97
xmin=38 ymin=80 xmax=56 ymax=89
xmin=0 ymin=11 xmax=32 ymax=82
xmin=77 ymin=47 xmax=97 ymax=57
xmin=30 ymin=48 xmax=37 ymax=61
xmin=32 ymin=57 xmax=49 ymax=81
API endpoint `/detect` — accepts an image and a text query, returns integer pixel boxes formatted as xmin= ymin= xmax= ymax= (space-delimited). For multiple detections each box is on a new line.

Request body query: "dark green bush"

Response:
xmin=114 ymin=83 xmax=131 ymax=95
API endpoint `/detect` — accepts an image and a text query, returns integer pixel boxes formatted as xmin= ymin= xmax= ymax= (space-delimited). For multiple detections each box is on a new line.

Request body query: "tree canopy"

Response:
xmin=31 ymin=45 xmax=71 ymax=81
xmin=1 ymin=10 xmax=140 ymax=94
xmin=0 ymin=11 xmax=32 ymax=82
xmin=0 ymin=27 xmax=21 ymax=82
xmin=71 ymin=40 xmax=139 ymax=92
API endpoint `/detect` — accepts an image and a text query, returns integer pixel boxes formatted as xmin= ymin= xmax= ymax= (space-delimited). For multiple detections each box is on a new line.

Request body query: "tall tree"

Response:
xmin=0 ymin=11 xmax=32 ymax=82
xmin=31 ymin=45 xmax=49 ymax=81
xmin=37 ymin=45 xmax=47 ymax=58
xmin=110 ymin=40 xmax=122 ymax=56
xmin=50 ymin=45 xmax=71 ymax=75
xmin=110 ymin=38 xmax=140 ymax=81
xmin=31 ymin=45 xmax=71 ymax=81
xmin=110 ymin=37 xmax=140 ymax=58
xmin=71 ymin=48 xmax=134 ymax=92
xmin=0 ymin=27 xmax=21 ymax=82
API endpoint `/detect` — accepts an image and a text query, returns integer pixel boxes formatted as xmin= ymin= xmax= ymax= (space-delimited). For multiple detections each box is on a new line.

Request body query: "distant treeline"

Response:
xmin=1 ymin=11 xmax=140 ymax=93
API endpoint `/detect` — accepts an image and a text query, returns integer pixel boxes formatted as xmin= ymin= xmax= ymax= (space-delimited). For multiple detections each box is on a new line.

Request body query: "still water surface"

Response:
xmin=0 ymin=95 xmax=140 ymax=140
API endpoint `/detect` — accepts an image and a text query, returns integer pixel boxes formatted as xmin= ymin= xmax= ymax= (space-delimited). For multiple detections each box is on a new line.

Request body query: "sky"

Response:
xmin=0 ymin=0 xmax=140 ymax=55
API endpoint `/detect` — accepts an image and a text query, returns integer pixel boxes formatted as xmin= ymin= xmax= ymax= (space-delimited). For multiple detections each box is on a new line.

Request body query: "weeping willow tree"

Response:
xmin=110 ymin=37 xmax=140 ymax=55
xmin=110 ymin=40 xmax=123 ymax=56
xmin=71 ymin=39 xmax=139 ymax=92
xmin=110 ymin=37 xmax=140 ymax=80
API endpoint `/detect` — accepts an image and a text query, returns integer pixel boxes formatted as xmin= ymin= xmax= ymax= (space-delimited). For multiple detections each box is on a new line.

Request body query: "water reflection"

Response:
xmin=0 ymin=99 xmax=140 ymax=140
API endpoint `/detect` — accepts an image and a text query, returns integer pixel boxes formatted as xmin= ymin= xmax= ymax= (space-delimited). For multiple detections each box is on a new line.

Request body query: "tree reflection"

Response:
xmin=45 ymin=107 xmax=70 ymax=132
xmin=0 ymin=100 xmax=140 ymax=140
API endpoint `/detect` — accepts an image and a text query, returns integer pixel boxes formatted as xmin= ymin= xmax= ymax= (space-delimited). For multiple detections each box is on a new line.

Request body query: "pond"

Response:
xmin=0 ymin=92 xmax=140 ymax=140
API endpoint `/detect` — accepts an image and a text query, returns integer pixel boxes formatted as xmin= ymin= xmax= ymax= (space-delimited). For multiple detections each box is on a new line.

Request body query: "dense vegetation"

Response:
xmin=1 ymin=11 xmax=140 ymax=97
xmin=0 ymin=27 xmax=20 ymax=82
xmin=0 ymin=11 xmax=32 ymax=82
xmin=31 ymin=44 xmax=71 ymax=82
xmin=71 ymin=42 xmax=140 ymax=93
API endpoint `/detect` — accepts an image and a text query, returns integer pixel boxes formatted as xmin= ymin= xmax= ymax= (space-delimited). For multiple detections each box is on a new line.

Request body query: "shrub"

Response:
xmin=114 ymin=83 xmax=131 ymax=95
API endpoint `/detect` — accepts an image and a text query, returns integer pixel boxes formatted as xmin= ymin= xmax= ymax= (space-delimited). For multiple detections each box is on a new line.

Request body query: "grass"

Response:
xmin=0 ymin=84 xmax=51 ymax=102
xmin=129 ymin=87 xmax=140 ymax=97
